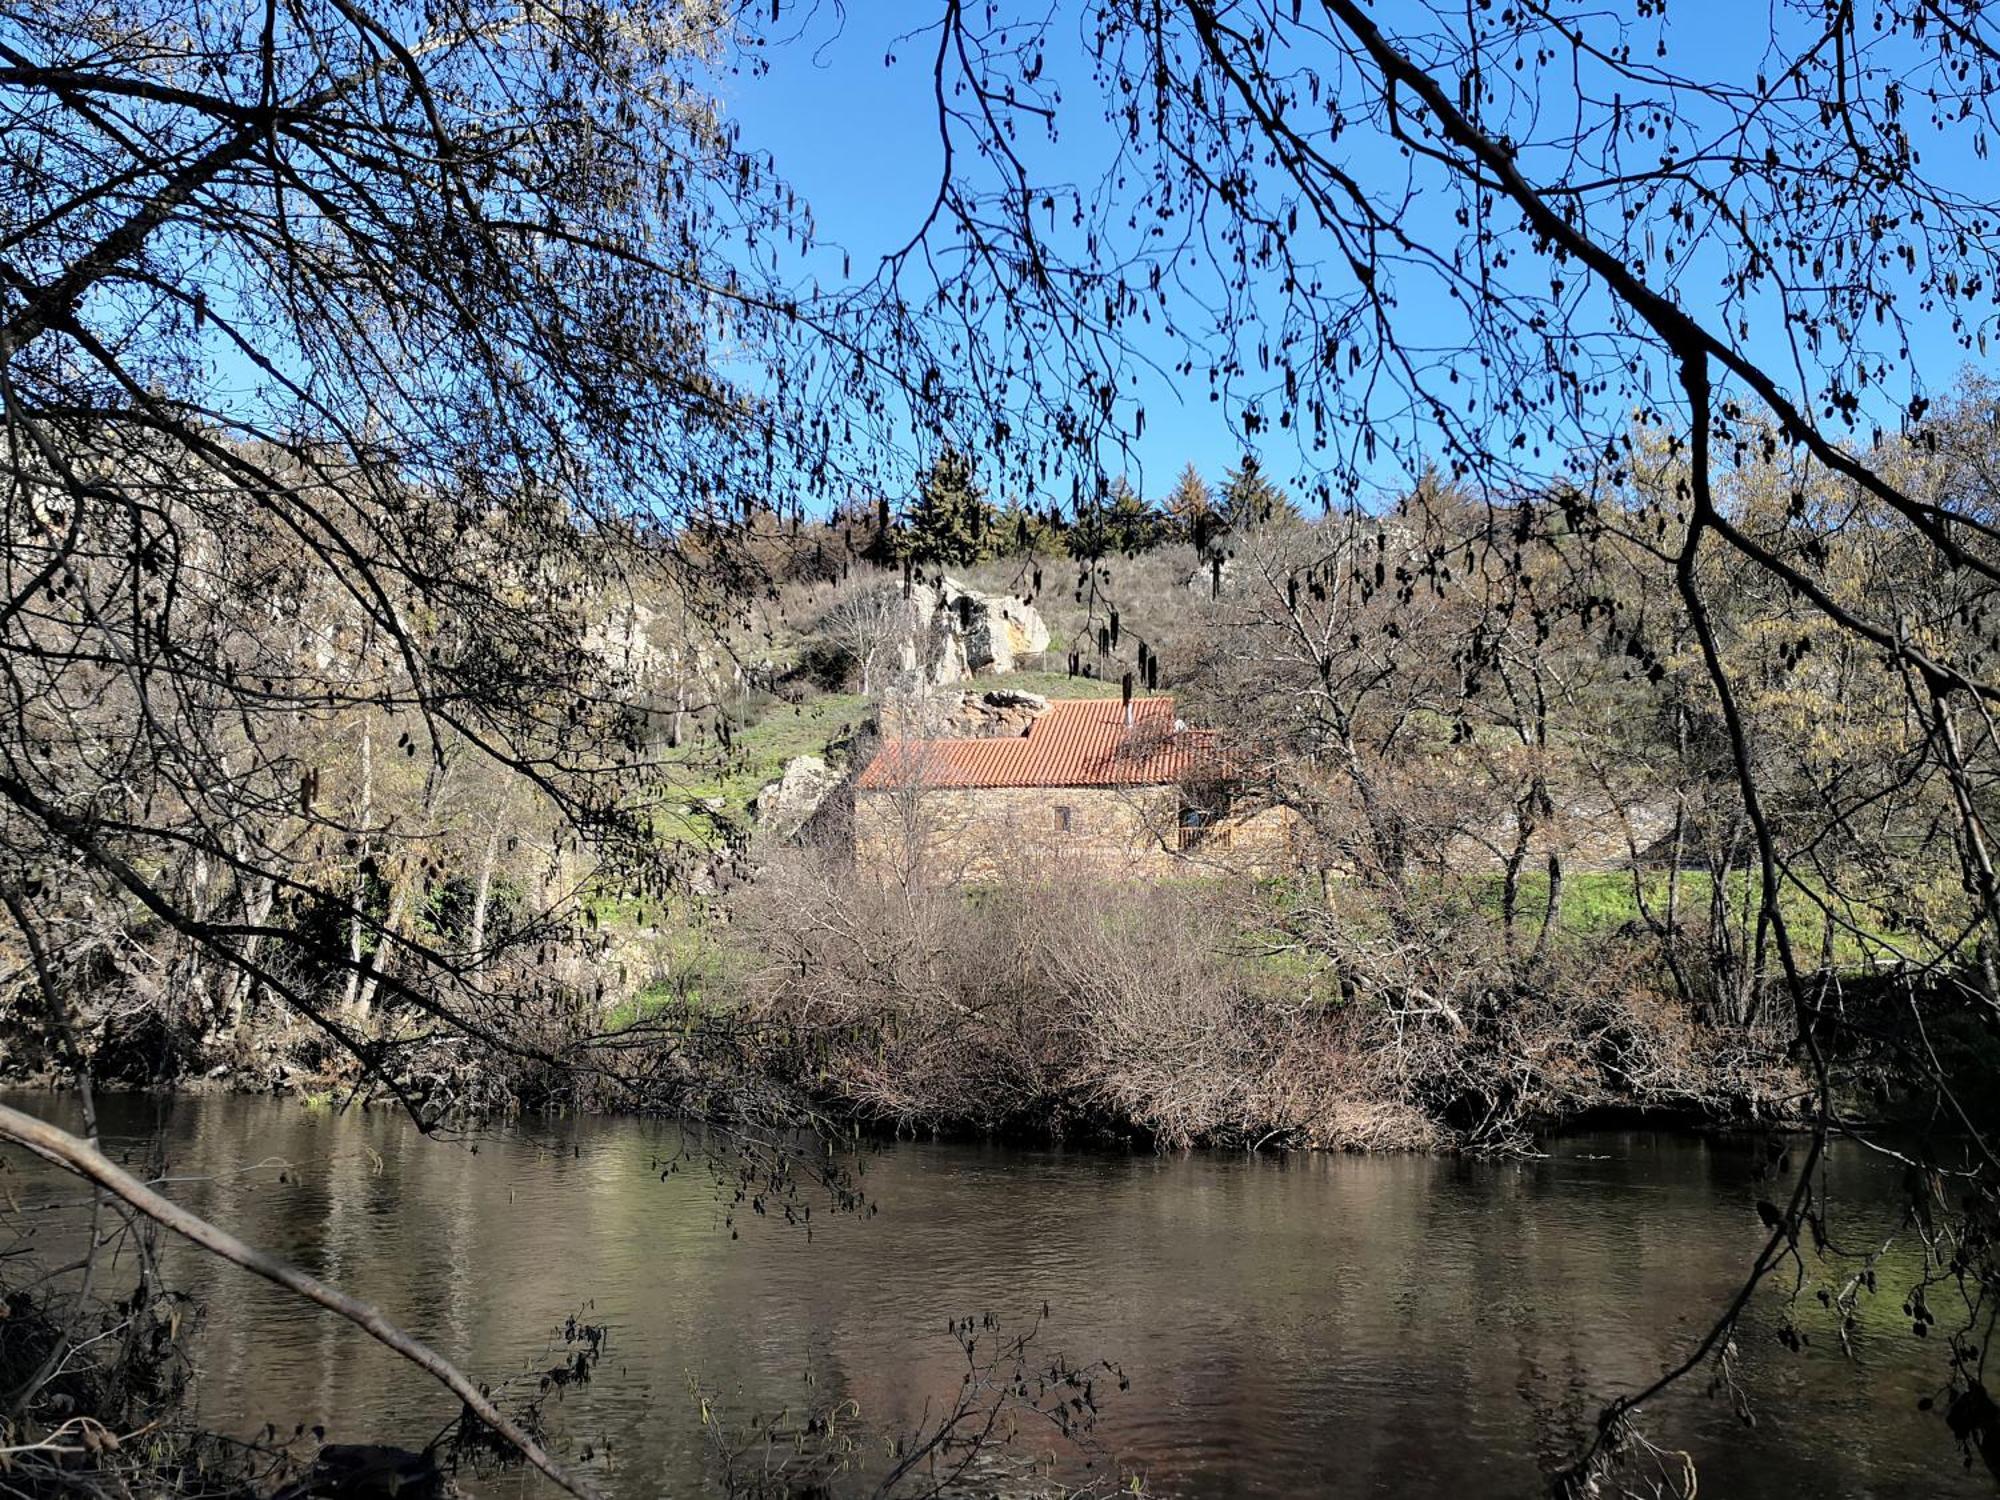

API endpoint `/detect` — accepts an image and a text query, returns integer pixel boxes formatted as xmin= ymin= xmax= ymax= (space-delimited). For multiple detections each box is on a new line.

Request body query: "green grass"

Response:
xmin=601 ymin=917 xmax=740 ymax=1028
xmin=602 ymin=980 xmax=739 ymax=1031
xmin=603 ymin=981 xmax=681 ymax=1031
xmin=1469 ymin=868 xmax=1943 ymax=967
xmin=656 ymin=689 xmax=870 ymax=843
xmin=1241 ymin=867 xmax=1951 ymax=982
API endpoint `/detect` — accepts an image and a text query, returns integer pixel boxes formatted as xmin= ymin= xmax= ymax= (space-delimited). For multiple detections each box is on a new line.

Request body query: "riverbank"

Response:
xmin=0 ymin=937 xmax=1814 ymax=1159
xmin=713 ymin=857 xmax=1818 ymax=1154
xmin=26 ymin=849 xmax=1968 ymax=1157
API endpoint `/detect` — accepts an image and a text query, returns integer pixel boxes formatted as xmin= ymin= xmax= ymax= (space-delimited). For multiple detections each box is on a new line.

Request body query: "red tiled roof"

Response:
xmin=855 ymin=697 xmax=1225 ymax=790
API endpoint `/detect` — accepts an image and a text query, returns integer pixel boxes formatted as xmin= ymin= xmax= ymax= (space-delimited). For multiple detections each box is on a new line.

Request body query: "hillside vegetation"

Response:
xmin=2 ymin=406 xmax=1989 ymax=1155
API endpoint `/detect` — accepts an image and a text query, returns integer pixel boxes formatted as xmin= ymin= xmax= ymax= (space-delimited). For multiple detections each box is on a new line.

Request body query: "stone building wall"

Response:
xmin=853 ymin=783 xmax=1298 ymax=882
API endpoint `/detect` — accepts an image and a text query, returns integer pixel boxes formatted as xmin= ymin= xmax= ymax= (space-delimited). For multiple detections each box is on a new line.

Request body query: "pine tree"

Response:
xmin=1106 ymin=476 xmax=1166 ymax=553
xmin=994 ymin=496 xmax=1058 ymax=557
xmin=898 ymin=449 xmax=996 ymax=568
xmin=1066 ymin=475 xmax=1166 ymax=559
xmin=1220 ymin=455 xmax=1302 ymax=532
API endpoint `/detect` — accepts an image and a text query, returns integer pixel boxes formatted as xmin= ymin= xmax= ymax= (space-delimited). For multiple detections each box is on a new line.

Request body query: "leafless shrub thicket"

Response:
xmin=1296 ymin=890 xmax=1801 ymax=1153
xmin=733 ymin=850 xmax=1793 ymax=1152
xmin=0 ymin=1196 xmax=263 ymax=1500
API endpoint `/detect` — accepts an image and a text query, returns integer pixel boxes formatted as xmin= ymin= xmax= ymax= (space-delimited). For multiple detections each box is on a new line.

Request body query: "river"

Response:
xmin=1 ymin=1093 xmax=1982 ymax=1498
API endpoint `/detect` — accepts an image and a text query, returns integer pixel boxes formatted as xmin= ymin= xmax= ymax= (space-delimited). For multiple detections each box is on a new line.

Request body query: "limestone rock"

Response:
xmin=949 ymin=688 xmax=1049 ymax=737
xmin=753 ymin=755 xmax=837 ymax=843
xmin=941 ymin=575 xmax=1051 ymax=674
xmin=978 ymin=687 xmax=1049 ymax=710
xmin=585 ymin=599 xmax=665 ymax=683
xmin=879 ymin=687 xmax=1050 ymax=740
xmin=844 ymin=576 xmax=1050 ymax=690
xmin=1181 ymin=556 xmax=1233 ymax=598
xmin=891 ymin=584 xmax=969 ymax=685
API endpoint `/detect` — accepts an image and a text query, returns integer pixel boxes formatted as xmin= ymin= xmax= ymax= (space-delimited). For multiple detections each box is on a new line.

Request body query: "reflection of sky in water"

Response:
xmin=1 ymin=1094 xmax=1973 ymax=1499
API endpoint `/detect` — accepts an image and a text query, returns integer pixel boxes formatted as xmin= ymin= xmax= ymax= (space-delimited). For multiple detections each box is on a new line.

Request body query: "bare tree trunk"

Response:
xmin=1750 ymin=906 xmax=1772 ymax=1027
xmin=1932 ymin=689 xmax=2000 ymax=1014
xmin=1664 ymin=705 xmax=1691 ymax=1003
xmin=1629 ymin=777 xmax=1697 ymax=1010
xmin=1706 ymin=823 xmax=1752 ymax=1025
xmin=1500 ymin=790 xmax=1536 ymax=952
xmin=470 ymin=810 xmax=506 ymax=957
xmin=342 ymin=717 xmax=372 ymax=1018
xmin=220 ymin=843 xmax=275 ymax=1034
xmin=1335 ymin=726 xmax=1405 ymax=895
xmin=1532 ymin=851 xmax=1564 ymax=964
xmin=356 ymin=751 xmax=447 ymax=1016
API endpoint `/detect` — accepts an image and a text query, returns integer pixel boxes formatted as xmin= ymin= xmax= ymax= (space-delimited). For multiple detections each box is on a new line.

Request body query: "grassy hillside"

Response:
xmin=657 ymin=688 xmax=870 ymax=844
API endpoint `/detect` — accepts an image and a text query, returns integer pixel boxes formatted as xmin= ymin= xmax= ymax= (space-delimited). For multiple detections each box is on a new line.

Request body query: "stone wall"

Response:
xmin=853 ymin=783 xmax=1299 ymax=882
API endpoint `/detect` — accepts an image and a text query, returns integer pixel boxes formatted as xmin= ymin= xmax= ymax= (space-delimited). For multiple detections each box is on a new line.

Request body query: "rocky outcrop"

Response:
xmin=752 ymin=755 xmax=838 ymax=844
xmin=1181 ymin=555 xmax=1233 ymax=598
xmin=864 ymin=576 xmax=1050 ymax=688
xmin=894 ymin=591 xmax=969 ymax=685
xmin=947 ymin=688 xmax=1049 ymax=737
xmin=879 ymin=687 xmax=1051 ymax=740
xmin=584 ymin=599 xmax=666 ymax=683
xmin=947 ymin=577 xmax=1050 ymax=674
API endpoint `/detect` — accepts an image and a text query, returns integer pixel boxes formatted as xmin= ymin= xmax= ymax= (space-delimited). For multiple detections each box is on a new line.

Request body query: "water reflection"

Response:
xmin=1 ymin=1095 xmax=1978 ymax=1499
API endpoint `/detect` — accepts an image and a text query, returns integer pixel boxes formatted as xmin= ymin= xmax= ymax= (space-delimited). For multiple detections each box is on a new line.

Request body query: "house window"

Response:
xmin=1054 ymin=804 xmax=1074 ymax=833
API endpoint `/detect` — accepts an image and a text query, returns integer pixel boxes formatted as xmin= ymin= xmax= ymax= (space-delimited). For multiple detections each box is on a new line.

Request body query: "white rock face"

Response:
xmin=753 ymin=755 xmax=837 ymax=843
xmin=941 ymin=575 xmax=1051 ymax=675
xmin=893 ymin=584 xmax=969 ymax=685
xmin=852 ymin=576 xmax=1050 ymax=689
xmin=585 ymin=599 xmax=665 ymax=683
xmin=1181 ymin=556 xmax=1232 ymax=598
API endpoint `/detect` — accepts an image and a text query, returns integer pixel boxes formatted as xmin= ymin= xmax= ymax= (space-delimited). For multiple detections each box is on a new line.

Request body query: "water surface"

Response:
xmin=3 ymin=1094 xmax=1981 ymax=1498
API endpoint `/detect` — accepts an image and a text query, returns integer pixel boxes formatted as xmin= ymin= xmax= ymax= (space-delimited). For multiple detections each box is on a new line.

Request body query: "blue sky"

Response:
xmin=717 ymin=5 xmax=1266 ymax=501
xmin=717 ymin=2 xmax=1997 ymax=511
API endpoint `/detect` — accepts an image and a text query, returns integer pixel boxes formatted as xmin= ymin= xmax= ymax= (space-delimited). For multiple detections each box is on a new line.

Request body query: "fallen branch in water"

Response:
xmin=0 ymin=1101 xmax=600 ymax=1500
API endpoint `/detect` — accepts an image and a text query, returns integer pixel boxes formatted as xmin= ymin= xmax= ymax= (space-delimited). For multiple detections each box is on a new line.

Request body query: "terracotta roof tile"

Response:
xmin=855 ymin=697 xmax=1225 ymax=790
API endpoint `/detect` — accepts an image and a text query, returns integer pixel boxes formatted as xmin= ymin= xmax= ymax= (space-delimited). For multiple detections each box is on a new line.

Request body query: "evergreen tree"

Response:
xmin=994 ymin=496 xmax=1059 ymax=557
xmin=1107 ymin=476 xmax=1167 ymax=553
xmin=1220 ymin=455 xmax=1302 ymax=531
xmin=1165 ymin=462 xmax=1222 ymax=555
xmin=898 ymin=449 xmax=996 ymax=568
xmin=1066 ymin=475 xmax=1166 ymax=559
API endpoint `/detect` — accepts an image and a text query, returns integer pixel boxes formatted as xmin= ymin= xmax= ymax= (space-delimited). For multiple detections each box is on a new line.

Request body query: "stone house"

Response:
xmin=852 ymin=695 xmax=1296 ymax=880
